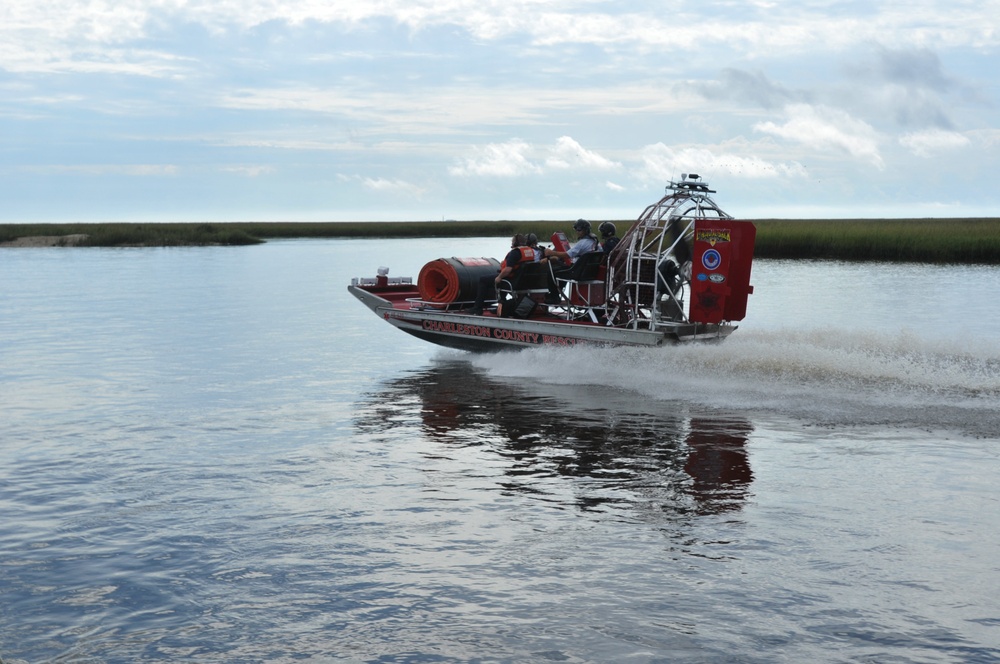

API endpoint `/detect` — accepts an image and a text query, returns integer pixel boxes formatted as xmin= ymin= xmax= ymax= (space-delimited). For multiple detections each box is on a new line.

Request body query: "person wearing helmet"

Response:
xmin=549 ymin=219 xmax=600 ymax=264
xmin=544 ymin=219 xmax=602 ymax=303
xmin=571 ymin=219 xmax=600 ymax=258
xmin=525 ymin=233 xmax=544 ymax=262
xmin=599 ymin=221 xmax=620 ymax=254
xmin=526 ymin=232 xmax=561 ymax=264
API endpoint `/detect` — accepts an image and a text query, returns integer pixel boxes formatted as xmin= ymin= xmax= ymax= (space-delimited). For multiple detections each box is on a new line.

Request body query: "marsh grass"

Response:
xmin=752 ymin=218 xmax=1000 ymax=263
xmin=3 ymin=218 xmax=999 ymax=263
xmin=239 ymin=220 xmax=571 ymax=240
xmin=0 ymin=223 xmax=262 ymax=247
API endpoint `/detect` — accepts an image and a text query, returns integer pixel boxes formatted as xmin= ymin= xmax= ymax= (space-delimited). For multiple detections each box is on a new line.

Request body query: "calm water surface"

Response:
xmin=2 ymin=239 xmax=999 ymax=663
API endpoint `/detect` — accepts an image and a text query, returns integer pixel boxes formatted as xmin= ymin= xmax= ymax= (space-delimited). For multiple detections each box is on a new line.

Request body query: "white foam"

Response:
xmin=466 ymin=328 xmax=1000 ymax=437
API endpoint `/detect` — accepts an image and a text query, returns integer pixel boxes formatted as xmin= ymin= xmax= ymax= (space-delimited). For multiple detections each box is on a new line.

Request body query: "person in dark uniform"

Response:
xmin=466 ymin=234 xmax=535 ymax=315
xmin=599 ymin=221 xmax=620 ymax=254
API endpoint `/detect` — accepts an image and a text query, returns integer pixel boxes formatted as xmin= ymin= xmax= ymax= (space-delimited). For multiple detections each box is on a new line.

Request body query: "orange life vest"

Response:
xmin=500 ymin=246 xmax=536 ymax=271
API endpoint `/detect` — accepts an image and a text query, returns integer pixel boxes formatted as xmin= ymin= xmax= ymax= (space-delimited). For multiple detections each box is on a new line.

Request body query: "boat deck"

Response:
xmin=363 ymin=284 xmax=607 ymax=326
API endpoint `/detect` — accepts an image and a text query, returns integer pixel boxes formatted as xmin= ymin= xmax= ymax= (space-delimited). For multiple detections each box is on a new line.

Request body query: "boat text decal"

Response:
xmin=416 ymin=318 xmax=583 ymax=346
xmin=696 ymin=229 xmax=731 ymax=246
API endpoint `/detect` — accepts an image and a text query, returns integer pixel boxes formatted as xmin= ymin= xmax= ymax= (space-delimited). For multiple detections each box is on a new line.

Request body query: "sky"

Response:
xmin=2 ymin=0 xmax=998 ymax=223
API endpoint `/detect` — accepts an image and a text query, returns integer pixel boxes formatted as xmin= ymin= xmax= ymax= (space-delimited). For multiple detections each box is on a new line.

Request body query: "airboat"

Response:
xmin=348 ymin=175 xmax=756 ymax=352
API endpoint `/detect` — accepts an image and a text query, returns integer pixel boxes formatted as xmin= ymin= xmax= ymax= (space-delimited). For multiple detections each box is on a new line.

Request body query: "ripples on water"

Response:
xmin=2 ymin=244 xmax=999 ymax=663
xmin=356 ymin=361 xmax=755 ymax=517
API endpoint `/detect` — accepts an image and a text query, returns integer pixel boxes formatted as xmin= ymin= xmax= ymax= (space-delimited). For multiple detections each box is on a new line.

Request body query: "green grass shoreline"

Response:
xmin=2 ymin=218 xmax=999 ymax=264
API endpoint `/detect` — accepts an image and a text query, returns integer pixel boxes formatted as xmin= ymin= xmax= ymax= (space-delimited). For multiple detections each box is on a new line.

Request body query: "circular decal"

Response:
xmin=702 ymin=248 xmax=722 ymax=271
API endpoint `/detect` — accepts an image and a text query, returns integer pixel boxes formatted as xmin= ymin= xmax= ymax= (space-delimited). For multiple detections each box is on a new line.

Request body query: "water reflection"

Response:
xmin=355 ymin=359 xmax=753 ymax=516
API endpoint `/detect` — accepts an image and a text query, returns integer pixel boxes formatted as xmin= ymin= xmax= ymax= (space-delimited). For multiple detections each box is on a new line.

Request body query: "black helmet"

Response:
xmin=599 ymin=221 xmax=616 ymax=238
xmin=573 ymin=218 xmax=591 ymax=233
xmin=512 ymin=233 xmax=527 ymax=247
xmin=526 ymin=233 xmax=538 ymax=246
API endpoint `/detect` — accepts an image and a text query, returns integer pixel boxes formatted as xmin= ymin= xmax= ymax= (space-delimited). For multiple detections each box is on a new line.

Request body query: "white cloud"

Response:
xmin=221 ymin=165 xmax=275 ymax=177
xmin=361 ymin=176 xmax=426 ymax=197
xmin=970 ymin=128 xmax=1000 ymax=149
xmin=754 ymin=104 xmax=884 ymax=169
xmin=545 ymin=136 xmax=620 ymax=170
xmin=449 ymin=139 xmax=541 ymax=177
xmin=23 ymin=164 xmax=178 ymax=176
xmin=2 ymin=0 xmax=999 ymax=221
xmin=448 ymin=136 xmax=623 ymax=178
xmin=337 ymin=173 xmax=426 ymax=197
xmin=899 ymin=128 xmax=970 ymax=157
xmin=212 ymin=136 xmax=358 ymax=151
xmin=635 ymin=143 xmax=807 ymax=184
xmin=5 ymin=1 xmax=997 ymax=75
xmin=212 ymin=83 xmax=700 ymax=138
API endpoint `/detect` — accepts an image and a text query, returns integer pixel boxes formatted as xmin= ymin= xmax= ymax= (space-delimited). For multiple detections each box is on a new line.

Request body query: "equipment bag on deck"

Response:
xmin=500 ymin=294 xmax=538 ymax=319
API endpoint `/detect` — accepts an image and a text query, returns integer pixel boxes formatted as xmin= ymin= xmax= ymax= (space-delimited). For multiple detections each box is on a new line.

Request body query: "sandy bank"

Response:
xmin=0 ymin=234 xmax=90 ymax=247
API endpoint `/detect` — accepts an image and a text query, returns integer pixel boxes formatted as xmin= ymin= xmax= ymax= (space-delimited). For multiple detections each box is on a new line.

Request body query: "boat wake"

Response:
xmin=464 ymin=328 xmax=1000 ymax=438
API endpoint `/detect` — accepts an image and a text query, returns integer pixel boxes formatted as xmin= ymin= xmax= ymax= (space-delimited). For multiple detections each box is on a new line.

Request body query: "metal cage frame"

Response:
xmin=605 ymin=174 xmax=733 ymax=330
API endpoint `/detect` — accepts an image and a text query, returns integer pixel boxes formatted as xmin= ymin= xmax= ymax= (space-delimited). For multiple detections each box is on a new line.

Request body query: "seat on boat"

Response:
xmin=501 ymin=261 xmax=552 ymax=293
xmin=565 ymin=250 xmax=605 ymax=282
xmin=553 ymin=251 xmax=607 ymax=322
xmin=495 ymin=261 xmax=552 ymax=318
